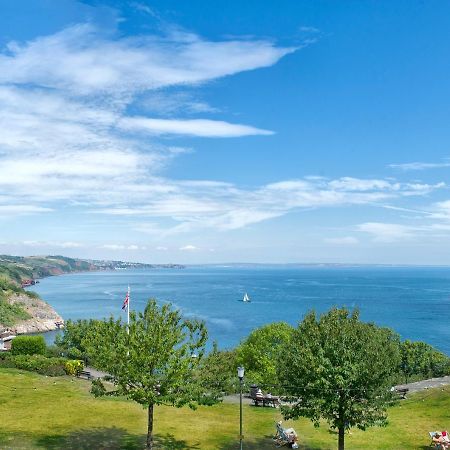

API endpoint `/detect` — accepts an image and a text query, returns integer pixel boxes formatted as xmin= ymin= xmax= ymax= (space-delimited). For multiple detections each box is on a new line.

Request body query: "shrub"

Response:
xmin=67 ymin=347 xmax=83 ymax=360
xmin=12 ymin=354 xmax=66 ymax=376
xmin=0 ymin=353 xmax=15 ymax=368
xmin=46 ymin=345 xmax=64 ymax=358
xmin=11 ymin=335 xmax=46 ymax=356
xmin=64 ymin=359 xmax=84 ymax=376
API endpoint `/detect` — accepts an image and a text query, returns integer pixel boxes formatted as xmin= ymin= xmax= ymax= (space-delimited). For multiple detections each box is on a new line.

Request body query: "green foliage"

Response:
xmin=0 ymin=300 xmax=31 ymax=326
xmin=55 ymin=319 xmax=100 ymax=362
xmin=1 ymin=354 xmax=66 ymax=376
xmin=237 ymin=322 xmax=294 ymax=388
xmin=64 ymin=359 xmax=84 ymax=376
xmin=11 ymin=335 xmax=46 ymax=356
xmin=399 ymin=340 xmax=450 ymax=383
xmin=25 ymin=290 xmax=40 ymax=299
xmin=45 ymin=344 xmax=64 ymax=358
xmin=0 ymin=276 xmax=32 ymax=326
xmin=197 ymin=342 xmax=238 ymax=396
xmin=278 ymin=308 xmax=401 ymax=450
xmin=84 ymin=299 xmax=217 ymax=449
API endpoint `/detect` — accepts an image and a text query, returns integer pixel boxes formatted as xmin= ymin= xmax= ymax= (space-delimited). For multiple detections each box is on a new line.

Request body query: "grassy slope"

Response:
xmin=0 ymin=368 xmax=448 ymax=449
xmin=0 ymin=278 xmax=32 ymax=327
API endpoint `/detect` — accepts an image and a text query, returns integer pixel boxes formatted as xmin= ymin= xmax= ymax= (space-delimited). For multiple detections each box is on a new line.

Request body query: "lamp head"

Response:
xmin=237 ymin=366 xmax=245 ymax=380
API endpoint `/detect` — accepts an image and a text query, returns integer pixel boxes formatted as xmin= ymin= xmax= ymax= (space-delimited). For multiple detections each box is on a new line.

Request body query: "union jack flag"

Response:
xmin=122 ymin=290 xmax=129 ymax=310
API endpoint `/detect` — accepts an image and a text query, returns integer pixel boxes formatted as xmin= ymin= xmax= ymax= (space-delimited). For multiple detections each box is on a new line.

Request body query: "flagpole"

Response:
xmin=127 ymin=285 xmax=130 ymax=335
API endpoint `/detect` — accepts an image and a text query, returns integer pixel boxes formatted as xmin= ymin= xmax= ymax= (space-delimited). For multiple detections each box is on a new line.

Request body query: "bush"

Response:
xmin=11 ymin=335 xmax=46 ymax=356
xmin=46 ymin=345 xmax=64 ymax=358
xmin=64 ymin=359 xmax=84 ymax=376
xmin=67 ymin=347 xmax=83 ymax=360
xmin=0 ymin=353 xmax=15 ymax=368
xmin=12 ymin=354 xmax=66 ymax=376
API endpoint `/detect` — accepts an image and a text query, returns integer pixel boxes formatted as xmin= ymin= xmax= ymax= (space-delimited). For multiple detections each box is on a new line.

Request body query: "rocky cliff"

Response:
xmin=1 ymin=293 xmax=64 ymax=334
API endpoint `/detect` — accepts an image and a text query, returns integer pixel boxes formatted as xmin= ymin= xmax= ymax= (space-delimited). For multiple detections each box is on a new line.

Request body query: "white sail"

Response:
xmin=243 ymin=292 xmax=250 ymax=302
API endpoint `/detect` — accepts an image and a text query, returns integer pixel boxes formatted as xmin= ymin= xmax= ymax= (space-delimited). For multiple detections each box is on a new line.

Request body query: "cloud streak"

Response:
xmin=0 ymin=24 xmax=295 ymax=95
xmin=389 ymin=160 xmax=450 ymax=171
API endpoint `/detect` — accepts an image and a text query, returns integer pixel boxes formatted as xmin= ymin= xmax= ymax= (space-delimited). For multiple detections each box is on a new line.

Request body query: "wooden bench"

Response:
xmin=250 ymin=392 xmax=279 ymax=407
xmin=77 ymin=370 xmax=92 ymax=380
xmin=263 ymin=395 xmax=280 ymax=408
xmin=395 ymin=387 xmax=409 ymax=399
xmin=250 ymin=392 xmax=264 ymax=406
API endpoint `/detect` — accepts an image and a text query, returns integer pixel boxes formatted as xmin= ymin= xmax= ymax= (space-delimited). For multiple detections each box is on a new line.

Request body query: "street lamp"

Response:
xmin=237 ymin=366 xmax=245 ymax=450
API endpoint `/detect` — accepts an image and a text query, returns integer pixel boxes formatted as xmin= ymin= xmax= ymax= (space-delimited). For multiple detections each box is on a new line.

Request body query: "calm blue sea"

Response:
xmin=30 ymin=265 xmax=450 ymax=355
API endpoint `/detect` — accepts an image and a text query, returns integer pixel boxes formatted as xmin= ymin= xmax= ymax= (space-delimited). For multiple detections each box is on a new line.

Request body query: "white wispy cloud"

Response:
xmin=118 ymin=117 xmax=273 ymax=137
xmin=101 ymin=244 xmax=141 ymax=250
xmin=93 ymin=177 xmax=446 ymax=235
xmin=357 ymin=222 xmax=417 ymax=242
xmin=0 ymin=205 xmax=53 ymax=216
xmin=389 ymin=160 xmax=450 ymax=171
xmin=21 ymin=240 xmax=83 ymax=248
xmin=0 ymin=24 xmax=295 ymax=94
xmin=0 ymin=23 xmax=292 ymax=217
xmin=179 ymin=245 xmax=197 ymax=251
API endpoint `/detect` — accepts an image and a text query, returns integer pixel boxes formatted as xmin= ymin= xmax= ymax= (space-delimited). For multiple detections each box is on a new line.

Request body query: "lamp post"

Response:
xmin=237 ymin=366 xmax=245 ymax=450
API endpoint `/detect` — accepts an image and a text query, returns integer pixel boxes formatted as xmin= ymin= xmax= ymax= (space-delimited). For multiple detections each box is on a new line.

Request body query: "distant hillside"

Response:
xmin=0 ymin=255 xmax=184 ymax=284
xmin=0 ymin=255 xmax=98 ymax=283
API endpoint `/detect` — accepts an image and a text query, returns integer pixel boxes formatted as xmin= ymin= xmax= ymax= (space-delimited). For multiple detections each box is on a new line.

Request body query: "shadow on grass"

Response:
xmin=218 ymin=434 xmax=324 ymax=450
xmin=154 ymin=434 xmax=201 ymax=449
xmin=36 ymin=427 xmax=142 ymax=449
xmin=35 ymin=427 xmax=200 ymax=449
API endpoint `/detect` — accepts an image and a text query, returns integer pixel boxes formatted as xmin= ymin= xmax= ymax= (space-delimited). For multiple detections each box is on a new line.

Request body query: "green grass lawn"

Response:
xmin=0 ymin=368 xmax=448 ymax=449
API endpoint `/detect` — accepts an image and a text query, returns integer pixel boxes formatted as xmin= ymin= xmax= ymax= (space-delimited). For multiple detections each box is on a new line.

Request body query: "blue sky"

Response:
xmin=1 ymin=0 xmax=450 ymax=264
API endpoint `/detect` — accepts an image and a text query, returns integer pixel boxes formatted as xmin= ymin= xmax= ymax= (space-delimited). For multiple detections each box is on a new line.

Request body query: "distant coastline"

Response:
xmin=0 ymin=255 xmax=185 ymax=336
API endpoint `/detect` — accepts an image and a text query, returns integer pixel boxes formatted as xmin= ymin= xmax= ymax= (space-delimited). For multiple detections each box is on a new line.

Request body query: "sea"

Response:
xmin=30 ymin=265 xmax=450 ymax=355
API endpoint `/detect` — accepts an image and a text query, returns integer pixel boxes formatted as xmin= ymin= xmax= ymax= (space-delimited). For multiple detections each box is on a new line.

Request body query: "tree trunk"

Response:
xmin=147 ymin=403 xmax=154 ymax=449
xmin=338 ymin=426 xmax=345 ymax=450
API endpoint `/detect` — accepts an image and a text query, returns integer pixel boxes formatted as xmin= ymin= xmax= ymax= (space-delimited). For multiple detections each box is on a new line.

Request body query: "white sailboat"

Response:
xmin=242 ymin=292 xmax=251 ymax=302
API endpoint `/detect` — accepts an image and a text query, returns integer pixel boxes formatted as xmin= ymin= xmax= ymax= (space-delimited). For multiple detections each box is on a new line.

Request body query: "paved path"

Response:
xmin=223 ymin=376 xmax=450 ymax=404
xmin=83 ymin=368 xmax=450 ymax=397
xmin=395 ymin=375 xmax=450 ymax=393
xmin=85 ymin=366 xmax=109 ymax=379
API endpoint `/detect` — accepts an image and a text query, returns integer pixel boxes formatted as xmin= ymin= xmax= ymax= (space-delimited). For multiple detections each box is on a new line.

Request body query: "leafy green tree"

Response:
xmin=11 ymin=335 xmax=46 ymax=355
xmin=399 ymin=340 xmax=450 ymax=383
xmin=197 ymin=342 xmax=238 ymax=396
xmin=278 ymin=308 xmax=400 ymax=450
xmin=84 ymin=299 xmax=216 ymax=449
xmin=237 ymin=322 xmax=294 ymax=389
xmin=55 ymin=319 xmax=99 ymax=362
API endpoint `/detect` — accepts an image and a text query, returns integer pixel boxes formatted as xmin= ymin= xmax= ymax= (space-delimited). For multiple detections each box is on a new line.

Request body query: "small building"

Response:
xmin=0 ymin=331 xmax=16 ymax=351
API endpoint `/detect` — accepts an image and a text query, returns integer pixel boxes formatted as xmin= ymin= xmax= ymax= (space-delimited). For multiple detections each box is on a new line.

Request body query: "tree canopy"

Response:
xmin=237 ymin=321 xmax=294 ymax=388
xmin=84 ymin=299 xmax=216 ymax=449
xmin=278 ymin=308 xmax=401 ymax=450
xmin=399 ymin=339 xmax=450 ymax=383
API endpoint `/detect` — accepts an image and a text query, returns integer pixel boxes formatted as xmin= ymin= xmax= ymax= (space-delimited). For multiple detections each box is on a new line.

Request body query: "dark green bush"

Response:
xmin=11 ymin=335 xmax=46 ymax=356
xmin=0 ymin=353 xmax=15 ymax=368
xmin=12 ymin=354 xmax=66 ymax=376
xmin=46 ymin=345 xmax=64 ymax=358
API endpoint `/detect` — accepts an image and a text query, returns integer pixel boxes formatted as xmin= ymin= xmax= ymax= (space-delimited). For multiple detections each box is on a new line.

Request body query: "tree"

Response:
xmin=197 ymin=341 xmax=238 ymax=396
xmin=237 ymin=322 xmax=294 ymax=389
xmin=55 ymin=319 xmax=99 ymax=362
xmin=278 ymin=308 xmax=400 ymax=450
xmin=399 ymin=340 xmax=450 ymax=383
xmin=84 ymin=299 xmax=215 ymax=449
